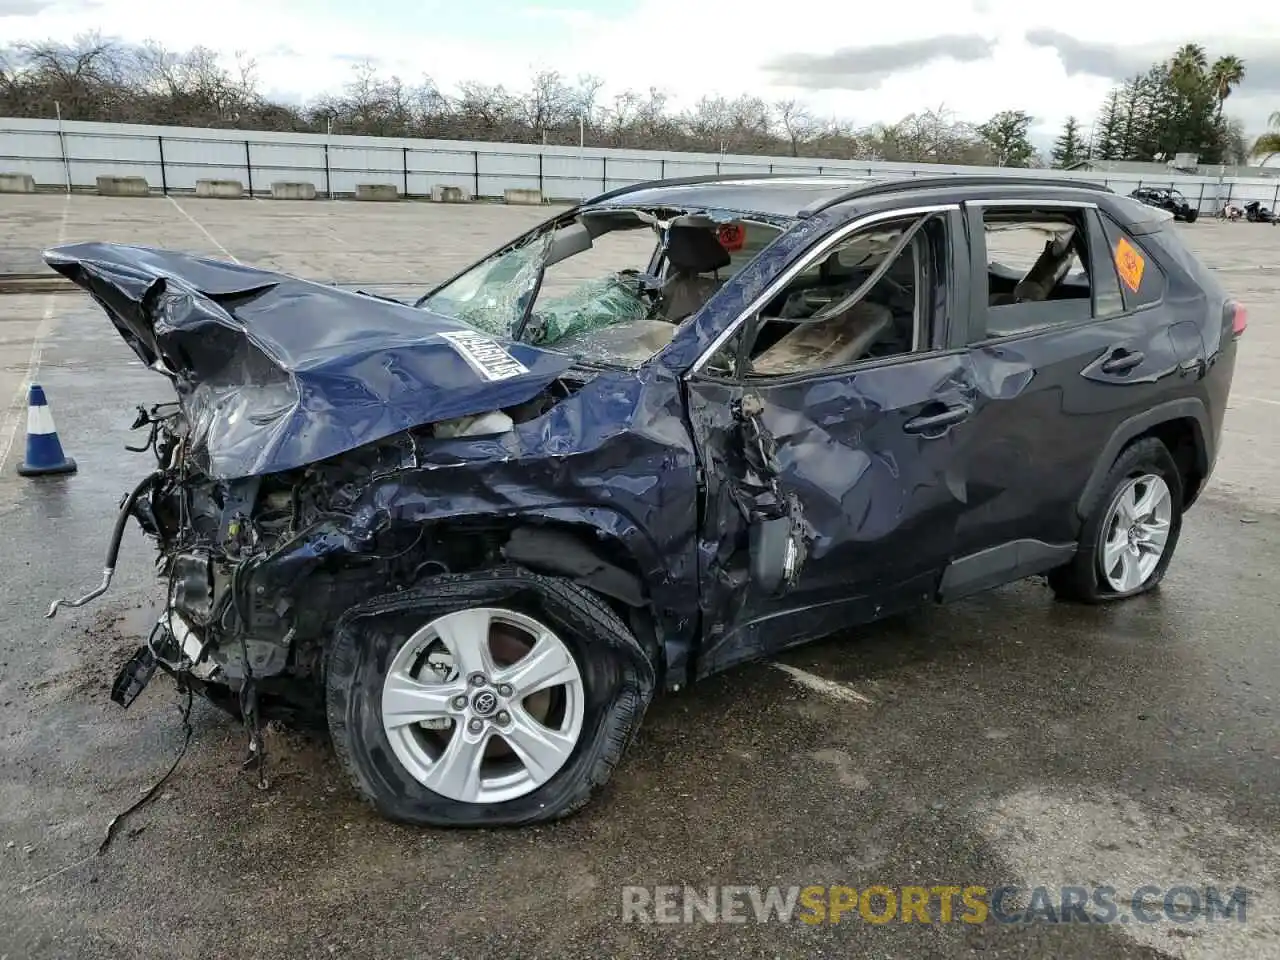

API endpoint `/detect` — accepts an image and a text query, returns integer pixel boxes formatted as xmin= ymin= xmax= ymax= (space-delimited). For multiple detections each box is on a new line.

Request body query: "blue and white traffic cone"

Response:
xmin=17 ymin=384 xmax=77 ymax=477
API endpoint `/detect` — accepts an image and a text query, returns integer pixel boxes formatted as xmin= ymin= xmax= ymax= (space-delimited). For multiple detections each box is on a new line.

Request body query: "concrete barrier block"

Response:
xmin=431 ymin=184 xmax=471 ymax=203
xmin=356 ymin=183 xmax=400 ymax=201
xmin=503 ymin=187 xmax=543 ymax=205
xmin=96 ymin=175 xmax=149 ymax=197
xmin=270 ymin=181 xmax=317 ymax=200
xmin=195 ymin=178 xmax=244 ymax=198
xmin=0 ymin=173 xmax=36 ymax=194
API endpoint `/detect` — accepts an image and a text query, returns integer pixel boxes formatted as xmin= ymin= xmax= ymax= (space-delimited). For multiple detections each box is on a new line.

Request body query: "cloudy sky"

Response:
xmin=5 ymin=0 xmax=1280 ymax=140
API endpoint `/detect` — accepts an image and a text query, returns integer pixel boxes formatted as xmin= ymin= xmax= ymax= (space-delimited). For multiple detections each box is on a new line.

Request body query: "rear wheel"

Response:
xmin=1049 ymin=437 xmax=1183 ymax=603
xmin=325 ymin=568 xmax=655 ymax=826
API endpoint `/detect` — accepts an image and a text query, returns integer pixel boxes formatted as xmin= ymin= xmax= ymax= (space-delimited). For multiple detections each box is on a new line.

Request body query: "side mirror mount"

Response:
xmin=749 ymin=513 xmax=806 ymax=596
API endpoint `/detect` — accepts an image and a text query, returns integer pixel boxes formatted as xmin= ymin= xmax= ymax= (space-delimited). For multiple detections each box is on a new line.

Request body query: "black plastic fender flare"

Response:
xmin=1075 ymin=397 xmax=1212 ymax=521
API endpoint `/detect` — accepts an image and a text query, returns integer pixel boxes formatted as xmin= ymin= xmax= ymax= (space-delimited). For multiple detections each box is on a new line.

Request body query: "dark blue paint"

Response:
xmin=44 ymin=243 xmax=576 ymax=479
xmin=46 ymin=176 xmax=1239 ymax=696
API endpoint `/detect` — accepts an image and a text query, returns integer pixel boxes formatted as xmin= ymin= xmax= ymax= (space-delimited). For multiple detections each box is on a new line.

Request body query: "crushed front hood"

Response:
xmin=45 ymin=242 xmax=576 ymax=479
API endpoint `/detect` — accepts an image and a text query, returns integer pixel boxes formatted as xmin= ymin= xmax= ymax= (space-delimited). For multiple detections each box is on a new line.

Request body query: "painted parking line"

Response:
xmin=0 ymin=194 xmax=71 ymax=474
xmin=167 ymin=196 xmax=239 ymax=263
xmin=1234 ymin=394 xmax=1280 ymax=407
xmin=772 ymin=663 xmax=874 ymax=705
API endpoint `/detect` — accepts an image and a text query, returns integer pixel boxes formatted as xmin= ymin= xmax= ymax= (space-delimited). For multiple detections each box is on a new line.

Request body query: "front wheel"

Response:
xmin=1049 ymin=437 xmax=1184 ymax=603
xmin=325 ymin=568 xmax=656 ymax=827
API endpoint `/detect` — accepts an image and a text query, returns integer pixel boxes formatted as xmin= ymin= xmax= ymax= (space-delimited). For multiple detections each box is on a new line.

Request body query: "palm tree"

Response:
xmin=1172 ymin=43 xmax=1208 ymax=80
xmin=1209 ymin=55 xmax=1246 ymax=121
xmin=1253 ymin=111 xmax=1280 ymax=164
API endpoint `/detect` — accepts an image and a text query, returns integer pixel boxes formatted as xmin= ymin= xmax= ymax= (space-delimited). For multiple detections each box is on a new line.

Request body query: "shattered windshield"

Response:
xmin=418 ymin=210 xmax=786 ymax=369
xmin=418 ymin=232 xmax=553 ymax=338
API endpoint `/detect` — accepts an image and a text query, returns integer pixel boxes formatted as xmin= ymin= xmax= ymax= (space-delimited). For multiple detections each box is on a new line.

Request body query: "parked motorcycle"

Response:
xmin=1244 ymin=200 xmax=1277 ymax=224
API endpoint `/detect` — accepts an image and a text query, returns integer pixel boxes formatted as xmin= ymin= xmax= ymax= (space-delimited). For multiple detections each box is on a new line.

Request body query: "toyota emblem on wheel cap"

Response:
xmin=471 ymin=690 xmax=498 ymax=716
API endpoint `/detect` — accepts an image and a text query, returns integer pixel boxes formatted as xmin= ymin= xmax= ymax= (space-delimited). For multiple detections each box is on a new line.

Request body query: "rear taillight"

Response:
xmin=1225 ymin=300 xmax=1247 ymax=337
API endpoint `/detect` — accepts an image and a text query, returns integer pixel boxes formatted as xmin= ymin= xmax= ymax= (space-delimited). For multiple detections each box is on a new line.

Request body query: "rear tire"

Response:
xmin=1049 ymin=437 xmax=1183 ymax=604
xmin=325 ymin=567 xmax=655 ymax=827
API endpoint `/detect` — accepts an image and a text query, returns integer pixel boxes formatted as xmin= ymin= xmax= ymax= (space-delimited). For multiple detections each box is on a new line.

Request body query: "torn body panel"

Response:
xmin=115 ymin=362 xmax=703 ymax=707
xmin=687 ymin=349 xmax=981 ymax=677
xmin=45 ymin=243 xmax=575 ymax=479
xmin=45 ymin=207 xmax=773 ymax=707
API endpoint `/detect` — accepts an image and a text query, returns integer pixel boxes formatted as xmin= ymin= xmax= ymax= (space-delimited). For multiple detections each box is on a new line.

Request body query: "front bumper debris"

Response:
xmin=109 ymin=610 xmax=217 ymax=710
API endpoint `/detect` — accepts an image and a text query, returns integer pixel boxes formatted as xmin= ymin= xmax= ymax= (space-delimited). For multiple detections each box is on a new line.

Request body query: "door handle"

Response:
xmin=1100 ymin=348 xmax=1144 ymax=374
xmin=903 ymin=401 xmax=973 ymax=435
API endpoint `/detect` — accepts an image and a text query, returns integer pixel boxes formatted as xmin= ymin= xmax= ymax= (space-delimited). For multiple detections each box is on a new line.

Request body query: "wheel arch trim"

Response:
xmin=1076 ymin=398 xmax=1211 ymax=521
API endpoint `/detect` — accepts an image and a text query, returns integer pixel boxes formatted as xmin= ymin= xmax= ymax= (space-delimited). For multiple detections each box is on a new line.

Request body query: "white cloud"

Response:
xmin=5 ymin=0 xmax=1280 ymax=136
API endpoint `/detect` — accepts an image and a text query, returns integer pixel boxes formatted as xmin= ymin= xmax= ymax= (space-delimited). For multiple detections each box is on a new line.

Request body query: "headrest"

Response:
xmin=665 ymin=226 xmax=731 ymax=275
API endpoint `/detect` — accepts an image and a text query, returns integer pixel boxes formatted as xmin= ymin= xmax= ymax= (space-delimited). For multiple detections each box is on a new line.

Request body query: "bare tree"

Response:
xmin=772 ymin=99 xmax=817 ymax=157
xmin=0 ymin=38 xmax=1045 ymax=165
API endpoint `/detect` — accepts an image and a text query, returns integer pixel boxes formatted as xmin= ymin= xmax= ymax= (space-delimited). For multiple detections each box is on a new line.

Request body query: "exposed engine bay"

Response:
xmin=106 ymin=377 xmax=591 ymax=722
xmin=35 ymin=207 xmax=796 ymax=797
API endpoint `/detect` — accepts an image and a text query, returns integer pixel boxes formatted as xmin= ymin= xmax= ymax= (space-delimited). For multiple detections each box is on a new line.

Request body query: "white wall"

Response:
xmin=3 ymin=116 xmax=1279 ymax=213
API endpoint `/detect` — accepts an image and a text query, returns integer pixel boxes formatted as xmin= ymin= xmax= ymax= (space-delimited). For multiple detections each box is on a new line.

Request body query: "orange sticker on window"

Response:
xmin=717 ymin=223 xmax=746 ymax=252
xmin=1114 ymin=236 xmax=1145 ymax=293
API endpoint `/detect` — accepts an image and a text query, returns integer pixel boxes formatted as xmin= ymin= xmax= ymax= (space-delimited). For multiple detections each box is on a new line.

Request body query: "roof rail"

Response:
xmin=584 ymin=171 xmax=866 ymax=205
xmin=799 ymin=174 xmax=1114 ymax=217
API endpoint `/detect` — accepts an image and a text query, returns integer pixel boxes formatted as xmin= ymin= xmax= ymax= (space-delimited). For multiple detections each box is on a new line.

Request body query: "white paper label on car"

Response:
xmin=438 ymin=330 xmax=530 ymax=381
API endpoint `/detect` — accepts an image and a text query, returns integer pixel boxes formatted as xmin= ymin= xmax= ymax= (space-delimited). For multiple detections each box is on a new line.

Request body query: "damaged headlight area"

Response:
xmin=52 ymin=375 xmax=576 ymax=728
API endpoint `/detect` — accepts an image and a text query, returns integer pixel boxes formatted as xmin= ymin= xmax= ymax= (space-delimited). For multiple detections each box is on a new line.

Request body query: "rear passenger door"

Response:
xmin=945 ymin=198 xmax=1188 ymax=591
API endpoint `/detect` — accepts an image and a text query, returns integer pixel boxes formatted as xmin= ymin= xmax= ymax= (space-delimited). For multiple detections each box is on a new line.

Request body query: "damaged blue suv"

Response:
xmin=45 ymin=173 xmax=1243 ymax=827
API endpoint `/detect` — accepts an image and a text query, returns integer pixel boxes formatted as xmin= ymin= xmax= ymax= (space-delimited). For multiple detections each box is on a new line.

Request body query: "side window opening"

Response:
xmin=650 ymin=220 xmax=787 ymax=321
xmin=704 ymin=213 xmax=945 ymax=380
xmin=977 ymin=208 xmax=1094 ymax=340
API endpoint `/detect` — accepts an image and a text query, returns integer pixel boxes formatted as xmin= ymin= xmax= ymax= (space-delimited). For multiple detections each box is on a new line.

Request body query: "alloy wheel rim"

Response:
xmin=1097 ymin=473 xmax=1173 ymax=593
xmin=380 ymin=607 xmax=585 ymax=804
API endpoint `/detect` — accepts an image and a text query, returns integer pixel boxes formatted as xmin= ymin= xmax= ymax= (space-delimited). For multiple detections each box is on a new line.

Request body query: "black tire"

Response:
xmin=1049 ymin=437 xmax=1184 ymax=604
xmin=1184 ymin=210 xmax=1198 ymax=223
xmin=325 ymin=566 xmax=655 ymax=827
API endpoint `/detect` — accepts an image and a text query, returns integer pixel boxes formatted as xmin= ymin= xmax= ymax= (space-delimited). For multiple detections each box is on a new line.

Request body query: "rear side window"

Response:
xmin=1098 ymin=213 xmax=1165 ymax=310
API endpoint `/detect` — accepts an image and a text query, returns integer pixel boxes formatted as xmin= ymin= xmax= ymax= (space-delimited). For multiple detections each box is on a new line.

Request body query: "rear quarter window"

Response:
xmin=1098 ymin=213 xmax=1166 ymax=310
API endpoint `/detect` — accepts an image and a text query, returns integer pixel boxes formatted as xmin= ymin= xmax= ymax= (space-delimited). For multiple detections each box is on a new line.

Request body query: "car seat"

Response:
xmin=659 ymin=226 xmax=731 ymax=322
xmin=751 ymin=300 xmax=895 ymax=376
xmin=989 ymin=230 xmax=1076 ymax=306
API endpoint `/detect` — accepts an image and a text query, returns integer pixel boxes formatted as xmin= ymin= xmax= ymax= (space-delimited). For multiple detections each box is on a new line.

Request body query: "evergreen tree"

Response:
xmin=1094 ymin=44 xmax=1247 ymax=164
xmin=1093 ymin=90 xmax=1123 ymax=159
xmin=1051 ymin=116 xmax=1084 ymax=167
xmin=1117 ymin=75 xmax=1143 ymax=158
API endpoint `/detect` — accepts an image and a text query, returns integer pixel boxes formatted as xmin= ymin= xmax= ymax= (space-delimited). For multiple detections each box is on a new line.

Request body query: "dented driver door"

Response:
xmin=685 ymin=208 xmax=980 ymax=678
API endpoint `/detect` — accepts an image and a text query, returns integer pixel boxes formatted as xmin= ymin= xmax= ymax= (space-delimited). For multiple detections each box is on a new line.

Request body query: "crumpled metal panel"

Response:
xmin=44 ymin=242 xmax=575 ymax=479
xmin=247 ymin=364 xmax=704 ymax=682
